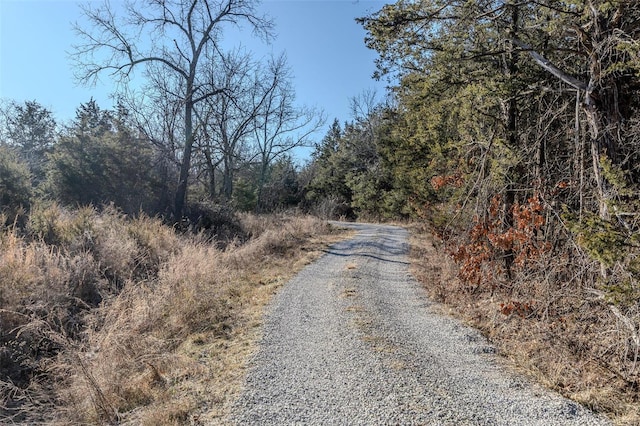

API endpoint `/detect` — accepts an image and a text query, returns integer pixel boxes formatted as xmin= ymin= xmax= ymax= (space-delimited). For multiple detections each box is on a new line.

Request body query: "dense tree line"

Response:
xmin=354 ymin=0 xmax=640 ymax=303
xmin=0 ymin=98 xmax=309 ymax=223
xmin=0 ymin=1 xmax=327 ymax=228
xmin=70 ymin=0 xmax=323 ymax=218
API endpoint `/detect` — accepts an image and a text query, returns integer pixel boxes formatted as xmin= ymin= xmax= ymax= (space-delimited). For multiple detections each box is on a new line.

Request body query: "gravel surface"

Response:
xmin=232 ymin=223 xmax=611 ymax=425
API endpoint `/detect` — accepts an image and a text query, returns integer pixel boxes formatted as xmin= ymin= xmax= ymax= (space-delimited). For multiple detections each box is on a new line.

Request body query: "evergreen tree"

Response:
xmin=48 ymin=101 xmax=166 ymax=214
xmin=4 ymin=100 xmax=56 ymax=185
xmin=0 ymin=146 xmax=32 ymax=221
xmin=306 ymin=119 xmax=352 ymax=207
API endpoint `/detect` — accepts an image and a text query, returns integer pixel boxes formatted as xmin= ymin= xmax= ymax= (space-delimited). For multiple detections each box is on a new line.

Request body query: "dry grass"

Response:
xmin=0 ymin=206 xmax=346 ymax=424
xmin=408 ymin=223 xmax=640 ymax=425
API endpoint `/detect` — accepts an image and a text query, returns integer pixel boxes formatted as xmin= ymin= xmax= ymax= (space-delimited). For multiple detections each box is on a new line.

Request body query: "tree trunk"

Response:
xmin=585 ymin=100 xmax=608 ymax=219
xmin=502 ymin=0 xmax=520 ymax=280
xmin=585 ymin=84 xmax=620 ymax=220
xmin=581 ymin=3 xmax=626 ymax=277
xmin=203 ymin=148 xmax=217 ymax=199
xmin=174 ymin=98 xmax=193 ymax=218
xmin=255 ymin=155 xmax=269 ymax=213
xmin=222 ymin=154 xmax=233 ymax=200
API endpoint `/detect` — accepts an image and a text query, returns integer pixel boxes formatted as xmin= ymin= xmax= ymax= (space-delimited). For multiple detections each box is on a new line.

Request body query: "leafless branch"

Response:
xmin=513 ymin=38 xmax=588 ymax=90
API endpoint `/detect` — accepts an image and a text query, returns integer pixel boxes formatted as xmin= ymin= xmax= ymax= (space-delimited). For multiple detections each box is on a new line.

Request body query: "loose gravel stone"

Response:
xmin=232 ymin=223 xmax=611 ymax=425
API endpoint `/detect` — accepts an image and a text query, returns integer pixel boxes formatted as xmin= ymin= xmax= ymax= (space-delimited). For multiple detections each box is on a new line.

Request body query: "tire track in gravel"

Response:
xmin=232 ymin=222 xmax=610 ymax=425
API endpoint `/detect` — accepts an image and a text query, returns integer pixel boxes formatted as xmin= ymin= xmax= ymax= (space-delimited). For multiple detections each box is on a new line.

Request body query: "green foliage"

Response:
xmin=564 ymin=210 xmax=629 ymax=267
xmin=602 ymin=278 xmax=640 ymax=308
xmin=347 ymin=165 xmax=402 ymax=220
xmin=257 ymin=156 xmax=302 ymax=212
xmin=0 ymin=146 xmax=32 ymax=222
xmin=47 ymin=101 xmax=166 ymax=215
xmin=378 ymin=74 xmax=516 ymax=223
xmin=225 ymin=156 xmax=302 ymax=213
xmin=600 ymin=155 xmax=633 ymax=197
xmin=306 ymin=119 xmax=352 ymax=207
xmin=306 ymin=111 xmax=412 ymax=219
xmin=3 ymin=100 xmax=56 ymax=185
xmin=233 ymin=178 xmax=257 ymax=212
xmin=563 ymin=206 xmax=640 ymax=310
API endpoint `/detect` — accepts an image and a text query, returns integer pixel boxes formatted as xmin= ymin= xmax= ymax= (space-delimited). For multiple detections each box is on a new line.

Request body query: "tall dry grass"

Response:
xmin=0 ymin=205 xmax=340 ymax=424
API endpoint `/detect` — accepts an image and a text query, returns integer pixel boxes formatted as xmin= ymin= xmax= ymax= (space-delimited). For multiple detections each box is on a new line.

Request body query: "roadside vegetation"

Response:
xmin=0 ymin=205 xmax=341 ymax=424
xmin=2 ymin=0 xmax=640 ymax=424
xmin=409 ymin=224 xmax=639 ymax=425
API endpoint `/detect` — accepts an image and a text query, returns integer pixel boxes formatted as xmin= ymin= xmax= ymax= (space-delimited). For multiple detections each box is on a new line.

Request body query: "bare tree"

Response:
xmin=196 ymin=48 xmax=264 ymax=200
xmin=349 ymin=88 xmax=378 ymax=123
xmin=196 ymin=50 xmax=301 ymax=201
xmin=117 ymin=71 xmax=185 ymax=211
xmin=252 ymin=55 xmax=325 ymax=211
xmin=72 ymin=0 xmax=273 ymax=217
xmin=348 ymin=88 xmax=381 ymax=158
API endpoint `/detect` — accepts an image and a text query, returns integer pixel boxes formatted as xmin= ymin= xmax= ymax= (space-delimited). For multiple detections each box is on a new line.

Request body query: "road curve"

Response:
xmin=231 ymin=223 xmax=610 ymax=425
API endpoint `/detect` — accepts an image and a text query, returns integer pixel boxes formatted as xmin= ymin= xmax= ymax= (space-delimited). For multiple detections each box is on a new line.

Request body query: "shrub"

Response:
xmin=0 ymin=146 xmax=32 ymax=223
xmin=180 ymin=201 xmax=247 ymax=245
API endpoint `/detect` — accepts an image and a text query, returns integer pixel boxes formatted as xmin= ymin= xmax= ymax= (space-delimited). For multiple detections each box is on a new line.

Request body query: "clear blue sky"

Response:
xmin=0 ymin=0 xmax=388 ymax=141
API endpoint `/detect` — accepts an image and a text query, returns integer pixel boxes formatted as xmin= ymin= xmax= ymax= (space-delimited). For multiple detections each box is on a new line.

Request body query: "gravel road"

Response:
xmin=232 ymin=223 xmax=610 ymax=425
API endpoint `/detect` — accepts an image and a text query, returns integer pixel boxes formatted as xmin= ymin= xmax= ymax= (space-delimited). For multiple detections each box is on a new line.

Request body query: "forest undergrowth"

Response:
xmin=0 ymin=204 xmax=343 ymax=424
xmin=410 ymin=218 xmax=640 ymax=426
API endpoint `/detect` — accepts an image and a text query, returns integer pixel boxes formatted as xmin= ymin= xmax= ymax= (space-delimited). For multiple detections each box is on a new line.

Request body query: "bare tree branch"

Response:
xmin=71 ymin=0 xmax=273 ymax=216
xmin=512 ymin=38 xmax=587 ymax=90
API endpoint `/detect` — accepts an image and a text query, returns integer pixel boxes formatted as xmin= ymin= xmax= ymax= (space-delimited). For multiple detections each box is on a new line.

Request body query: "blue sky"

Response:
xmin=0 ymin=0 xmax=388 ymax=144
